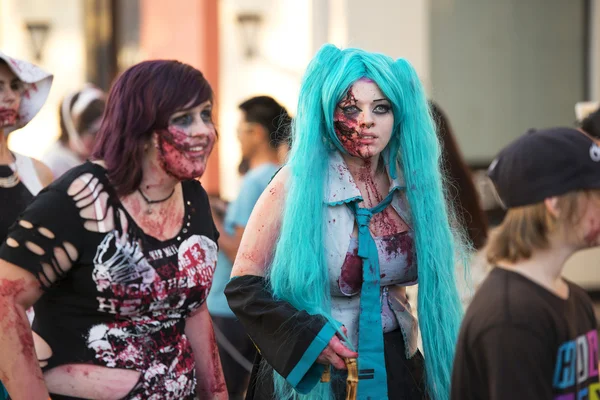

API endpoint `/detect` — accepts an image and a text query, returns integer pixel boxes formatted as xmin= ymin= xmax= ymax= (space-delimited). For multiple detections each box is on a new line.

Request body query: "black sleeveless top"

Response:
xmin=0 ymin=162 xmax=220 ymax=399
xmin=0 ymin=165 xmax=34 ymax=242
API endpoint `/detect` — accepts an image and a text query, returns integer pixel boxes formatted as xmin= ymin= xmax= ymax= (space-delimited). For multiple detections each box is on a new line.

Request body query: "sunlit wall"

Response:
xmin=0 ymin=0 xmax=86 ymax=160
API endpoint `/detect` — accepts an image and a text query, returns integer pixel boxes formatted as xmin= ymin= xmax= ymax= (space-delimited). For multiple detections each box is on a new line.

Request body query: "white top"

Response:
xmin=323 ymin=150 xmax=419 ymax=357
xmin=10 ymin=151 xmax=43 ymax=195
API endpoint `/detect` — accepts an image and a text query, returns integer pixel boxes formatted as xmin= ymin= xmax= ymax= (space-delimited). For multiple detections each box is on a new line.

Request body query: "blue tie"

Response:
xmin=347 ymin=189 xmax=396 ymax=400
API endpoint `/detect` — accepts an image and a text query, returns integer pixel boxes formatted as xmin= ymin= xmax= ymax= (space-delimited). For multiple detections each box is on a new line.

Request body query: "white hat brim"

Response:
xmin=0 ymin=52 xmax=53 ymax=129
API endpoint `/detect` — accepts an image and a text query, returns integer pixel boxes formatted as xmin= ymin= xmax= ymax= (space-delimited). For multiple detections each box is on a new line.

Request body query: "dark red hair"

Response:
xmin=431 ymin=102 xmax=489 ymax=250
xmin=92 ymin=60 xmax=213 ymax=195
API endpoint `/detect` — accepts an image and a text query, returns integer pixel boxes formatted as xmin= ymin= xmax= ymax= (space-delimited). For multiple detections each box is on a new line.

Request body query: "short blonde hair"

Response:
xmin=486 ymin=191 xmax=596 ymax=264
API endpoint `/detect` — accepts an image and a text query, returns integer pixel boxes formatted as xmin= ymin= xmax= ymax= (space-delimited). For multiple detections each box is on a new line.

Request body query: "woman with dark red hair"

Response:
xmin=0 ymin=60 xmax=227 ymax=399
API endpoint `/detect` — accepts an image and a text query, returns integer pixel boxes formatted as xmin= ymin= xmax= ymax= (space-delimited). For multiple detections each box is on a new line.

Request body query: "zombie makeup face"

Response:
xmin=156 ymin=100 xmax=216 ymax=180
xmin=333 ymin=79 xmax=394 ymax=159
xmin=572 ymin=193 xmax=600 ymax=248
xmin=0 ymin=62 xmax=24 ymax=130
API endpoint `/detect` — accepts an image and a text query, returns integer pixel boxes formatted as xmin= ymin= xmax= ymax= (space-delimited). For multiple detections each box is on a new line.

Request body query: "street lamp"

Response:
xmin=25 ymin=21 xmax=51 ymax=62
xmin=236 ymin=12 xmax=262 ymax=59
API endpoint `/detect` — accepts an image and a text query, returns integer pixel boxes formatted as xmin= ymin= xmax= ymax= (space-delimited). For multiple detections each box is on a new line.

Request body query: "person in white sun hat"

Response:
xmin=0 ymin=51 xmax=53 ymax=400
xmin=0 ymin=52 xmax=53 ymax=242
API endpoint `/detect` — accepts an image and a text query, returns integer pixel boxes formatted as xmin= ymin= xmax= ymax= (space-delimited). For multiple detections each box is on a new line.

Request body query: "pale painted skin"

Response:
xmin=0 ymin=100 xmax=227 ymax=399
xmin=0 ymin=62 xmax=52 ymax=185
xmin=0 ymin=62 xmax=22 ymax=130
xmin=120 ymin=100 xmax=217 ymax=243
xmin=230 ymin=79 xmax=411 ymax=370
xmin=155 ymin=102 xmax=217 ymax=181
xmin=333 ymin=78 xmax=394 ymax=160
xmin=333 ymin=78 xmax=409 ymax=237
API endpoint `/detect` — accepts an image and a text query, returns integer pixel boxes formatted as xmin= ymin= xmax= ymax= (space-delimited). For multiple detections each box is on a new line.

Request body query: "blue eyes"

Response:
xmin=373 ymin=104 xmax=391 ymax=114
xmin=341 ymin=105 xmax=360 ymax=115
xmin=201 ymin=110 xmax=212 ymax=122
xmin=172 ymin=114 xmax=194 ymax=126
xmin=171 ymin=109 xmax=213 ymax=127
xmin=340 ymin=104 xmax=391 ymax=116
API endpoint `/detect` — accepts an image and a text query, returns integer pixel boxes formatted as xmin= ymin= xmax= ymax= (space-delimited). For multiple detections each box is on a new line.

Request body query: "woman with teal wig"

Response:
xmin=225 ymin=44 xmax=465 ymax=399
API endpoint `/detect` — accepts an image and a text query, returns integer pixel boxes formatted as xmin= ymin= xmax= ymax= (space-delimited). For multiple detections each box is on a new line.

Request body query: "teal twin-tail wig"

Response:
xmin=268 ymin=44 xmax=464 ymax=400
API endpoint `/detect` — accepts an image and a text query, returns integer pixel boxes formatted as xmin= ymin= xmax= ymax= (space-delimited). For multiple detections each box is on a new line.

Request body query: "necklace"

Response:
xmin=137 ymin=187 xmax=176 ymax=215
xmin=0 ymin=163 xmax=20 ymax=188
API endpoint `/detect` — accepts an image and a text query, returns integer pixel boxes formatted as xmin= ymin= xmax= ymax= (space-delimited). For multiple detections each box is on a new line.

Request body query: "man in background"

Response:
xmin=208 ymin=96 xmax=292 ymax=399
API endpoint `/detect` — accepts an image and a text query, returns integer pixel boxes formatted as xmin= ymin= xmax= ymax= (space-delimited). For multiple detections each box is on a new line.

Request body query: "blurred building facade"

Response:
xmin=1 ymin=0 xmax=599 ymax=286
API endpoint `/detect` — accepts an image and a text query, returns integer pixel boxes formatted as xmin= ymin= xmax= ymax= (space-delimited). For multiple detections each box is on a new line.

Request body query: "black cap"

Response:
xmin=488 ymin=127 xmax=600 ymax=208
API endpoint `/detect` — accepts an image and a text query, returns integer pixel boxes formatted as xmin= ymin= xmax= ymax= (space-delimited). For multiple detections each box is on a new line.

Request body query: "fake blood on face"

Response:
xmin=334 ymin=88 xmax=365 ymax=158
xmin=334 ymin=83 xmax=387 ymax=160
xmin=0 ymin=108 xmax=18 ymax=127
xmin=157 ymin=126 xmax=215 ymax=181
xmin=334 ymin=115 xmax=361 ymax=157
xmin=585 ymin=218 xmax=600 ymax=245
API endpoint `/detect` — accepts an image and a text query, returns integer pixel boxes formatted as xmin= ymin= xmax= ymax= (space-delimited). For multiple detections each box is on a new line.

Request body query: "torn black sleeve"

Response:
xmin=224 ymin=275 xmax=337 ymax=394
xmin=0 ymin=188 xmax=85 ymax=288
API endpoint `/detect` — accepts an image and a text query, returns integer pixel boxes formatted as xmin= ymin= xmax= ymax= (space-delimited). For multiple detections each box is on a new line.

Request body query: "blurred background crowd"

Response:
xmin=1 ymin=0 xmax=599 ymax=396
xmin=2 ymin=0 xmax=596 ymax=292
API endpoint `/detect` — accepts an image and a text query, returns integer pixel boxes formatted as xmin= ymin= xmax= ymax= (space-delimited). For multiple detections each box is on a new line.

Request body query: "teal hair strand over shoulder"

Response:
xmin=267 ymin=44 xmax=464 ymax=400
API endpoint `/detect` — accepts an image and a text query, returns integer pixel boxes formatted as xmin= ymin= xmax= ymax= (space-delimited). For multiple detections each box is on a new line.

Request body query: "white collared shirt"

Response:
xmin=323 ymin=150 xmax=413 ymax=287
xmin=322 ymin=150 xmax=419 ymax=356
